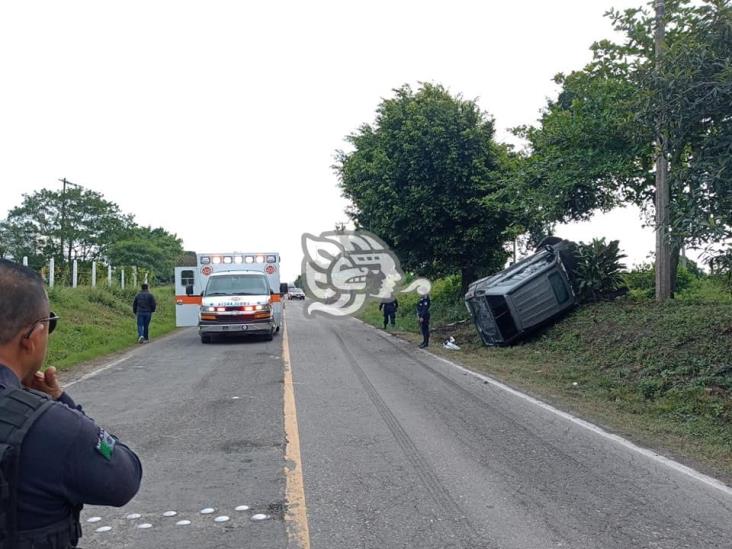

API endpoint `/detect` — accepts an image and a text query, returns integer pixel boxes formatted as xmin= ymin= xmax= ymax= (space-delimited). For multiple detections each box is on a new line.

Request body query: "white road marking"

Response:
xmin=368 ymin=323 xmax=732 ymax=497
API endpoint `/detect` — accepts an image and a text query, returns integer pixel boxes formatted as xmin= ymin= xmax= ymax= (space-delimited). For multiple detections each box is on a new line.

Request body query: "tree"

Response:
xmin=513 ymin=0 xmax=732 ymax=298
xmin=335 ymin=83 xmax=513 ymax=291
xmin=107 ymin=226 xmax=184 ymax=283
xmin=0 ymin=187 xmax=133 ymax=271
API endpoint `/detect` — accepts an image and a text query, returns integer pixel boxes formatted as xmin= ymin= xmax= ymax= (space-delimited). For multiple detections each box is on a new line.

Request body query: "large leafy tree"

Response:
xmin=107 ymin=226 xmax=184 ymax=283
xmin=1 ymin=187 xmax=183 ymax=282
xmin=0 ymin=187 xmax=133 ymax=269
xmin=513 ymin=0 xmax=732 ymax=290
xmin=335 ymin=83 xmax=513 ymax=290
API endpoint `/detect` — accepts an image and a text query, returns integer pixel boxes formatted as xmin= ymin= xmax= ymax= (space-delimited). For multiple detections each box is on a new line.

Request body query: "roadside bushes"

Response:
xmin=571 ymin=238 xmax=627 ymax=303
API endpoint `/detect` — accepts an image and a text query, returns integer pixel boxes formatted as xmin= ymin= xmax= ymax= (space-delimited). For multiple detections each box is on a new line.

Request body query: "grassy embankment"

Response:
xmin=46 ymin=285 xmax=176 ymax=370
xmin=361 ymin=275 xmax=732 ymax=481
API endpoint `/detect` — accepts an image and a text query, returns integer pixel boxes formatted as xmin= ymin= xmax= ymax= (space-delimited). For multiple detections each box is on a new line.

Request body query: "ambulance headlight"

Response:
xmin=201 ymin=306 xmax=215 ymax=312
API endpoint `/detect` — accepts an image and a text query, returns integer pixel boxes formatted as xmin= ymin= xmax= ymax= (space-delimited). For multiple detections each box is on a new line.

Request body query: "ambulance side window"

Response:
xmin=182 ymin=270 xmax=195 ymax=295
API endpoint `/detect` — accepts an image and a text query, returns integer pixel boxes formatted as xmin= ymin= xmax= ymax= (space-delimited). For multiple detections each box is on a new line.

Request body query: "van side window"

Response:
xmin=548 ymin=272 xmax=570 ymax=304
xmin=181 ymin=270 xmax=195 ymax=287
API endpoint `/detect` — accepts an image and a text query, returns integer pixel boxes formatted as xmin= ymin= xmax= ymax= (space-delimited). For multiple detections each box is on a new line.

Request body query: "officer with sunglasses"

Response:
xmin=0 ymin=259 xmax=142 ymax=548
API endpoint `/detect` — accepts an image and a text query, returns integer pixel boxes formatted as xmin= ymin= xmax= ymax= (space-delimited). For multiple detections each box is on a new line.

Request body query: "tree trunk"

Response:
xmin=670 ymin=244 xmax=680 ymax=297
xmin=461 ymin=266 xmax=476 ymax=296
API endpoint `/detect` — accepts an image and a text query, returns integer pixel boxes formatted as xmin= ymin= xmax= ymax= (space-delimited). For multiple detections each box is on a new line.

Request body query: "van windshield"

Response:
xmin=205 ymin=275 xmax=270 ymax=296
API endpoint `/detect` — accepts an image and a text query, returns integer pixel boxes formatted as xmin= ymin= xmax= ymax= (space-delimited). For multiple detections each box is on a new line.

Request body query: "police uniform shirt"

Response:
xmin=416 ymin=296 xmax=431 ymax=319
xmin=0 ymin=364 xmax=143 ymax=532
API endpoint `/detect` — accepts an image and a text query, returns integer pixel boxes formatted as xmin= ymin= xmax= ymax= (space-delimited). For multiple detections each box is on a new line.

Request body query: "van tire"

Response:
xmin=263 ymin=330 xmax=274 ymax=342
xmin=201 ymin=335 xmax=212 ymax=344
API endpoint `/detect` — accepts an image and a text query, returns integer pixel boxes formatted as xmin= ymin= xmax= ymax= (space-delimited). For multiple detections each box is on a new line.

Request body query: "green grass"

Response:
xmin=47 ymin=285 xmax=176 ymax=369
xmin=360 ymin=280 xmax=732 ymax=481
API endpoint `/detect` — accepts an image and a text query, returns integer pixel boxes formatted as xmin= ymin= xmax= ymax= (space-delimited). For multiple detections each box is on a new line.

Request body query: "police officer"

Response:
xmin=416 ymin=292 xmax=431 ymax=348
xmin=378 ymin=298 xmax=398 ymax=330
xmin=0 ymin=259 xmax=142 ymax=548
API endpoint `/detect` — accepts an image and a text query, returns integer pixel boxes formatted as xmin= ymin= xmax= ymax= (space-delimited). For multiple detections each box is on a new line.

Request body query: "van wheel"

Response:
xmin=201 ymin=335 xmax=212 ymax=344
xmin=263 ymin=330 xmax=274 ymax=342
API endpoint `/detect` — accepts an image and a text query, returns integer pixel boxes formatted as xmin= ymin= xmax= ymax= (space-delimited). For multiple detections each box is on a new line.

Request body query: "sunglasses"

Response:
xmin=24 ymin=312 xmax=59 ymax=339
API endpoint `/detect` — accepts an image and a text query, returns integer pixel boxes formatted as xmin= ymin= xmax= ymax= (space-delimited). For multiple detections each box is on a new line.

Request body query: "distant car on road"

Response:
xmin=288 ymin=287 xmax=306 ymax=300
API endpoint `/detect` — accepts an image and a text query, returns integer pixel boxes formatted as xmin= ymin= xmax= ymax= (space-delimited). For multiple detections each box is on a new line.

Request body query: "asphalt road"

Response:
xmin=68 ymin=301 xmax=731 ymax=549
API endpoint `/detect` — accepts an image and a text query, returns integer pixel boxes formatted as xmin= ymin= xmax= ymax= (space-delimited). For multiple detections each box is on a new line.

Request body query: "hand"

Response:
xmin=26 ymin=367 xmax=64 ymax=400
xmin=418 ymin=316 xmax=423 ymax=323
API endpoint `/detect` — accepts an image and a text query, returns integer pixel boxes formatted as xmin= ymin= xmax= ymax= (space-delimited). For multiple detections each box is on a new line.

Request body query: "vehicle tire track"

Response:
xmin=332 ymin=330 xmax=490 ymax=549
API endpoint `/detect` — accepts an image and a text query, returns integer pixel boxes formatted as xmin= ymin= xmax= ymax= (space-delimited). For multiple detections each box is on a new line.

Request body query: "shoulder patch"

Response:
xmin=95 ymin=428 xmax=117 ymax=461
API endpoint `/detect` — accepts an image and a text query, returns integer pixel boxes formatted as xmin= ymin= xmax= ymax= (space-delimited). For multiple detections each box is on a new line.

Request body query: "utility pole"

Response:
xmin=654 ymin=0 xmax=672 ymax=302
xmin=57 ymin=178 xmax=82 ymax=281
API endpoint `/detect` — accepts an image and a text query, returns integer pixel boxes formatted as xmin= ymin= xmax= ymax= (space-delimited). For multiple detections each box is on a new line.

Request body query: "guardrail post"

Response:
xmin=49 ymin=258 xmax=55 ymax=288
xmin=91 ymin=262 xmax=97 ymax=288
xmin=72 ymin=260 xmax=78 ymax=288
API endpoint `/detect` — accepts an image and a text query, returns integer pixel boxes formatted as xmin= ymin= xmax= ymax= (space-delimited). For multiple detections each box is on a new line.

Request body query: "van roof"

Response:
xmin=208 ymin=270 xmax=267 ymax=278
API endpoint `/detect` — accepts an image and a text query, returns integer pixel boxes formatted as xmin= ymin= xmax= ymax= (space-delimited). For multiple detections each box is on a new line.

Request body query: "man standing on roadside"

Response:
xmin=133 ymin=283 xmax=157 ymax=343
xmin=379 ymin=297 xmax=399 ymax=330
xmin=0 ymin=259 xmax=142 ymax=548
xmin=416 ymin=292 xmax=431 ymax=348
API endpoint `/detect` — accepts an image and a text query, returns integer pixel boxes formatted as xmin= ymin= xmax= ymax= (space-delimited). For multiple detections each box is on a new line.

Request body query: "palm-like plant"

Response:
xmin=573 ymin=238 xmax=627 ymax=302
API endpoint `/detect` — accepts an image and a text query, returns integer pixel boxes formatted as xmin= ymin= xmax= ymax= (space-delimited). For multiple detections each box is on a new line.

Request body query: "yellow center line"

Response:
xmin=282 ymin=319 xmax=311 ymax=549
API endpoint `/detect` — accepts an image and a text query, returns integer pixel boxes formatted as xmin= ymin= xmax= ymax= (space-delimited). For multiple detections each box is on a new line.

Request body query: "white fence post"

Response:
xmin=133 ymin=266 xmax=138 ymax=289
xmin=49 ymin=258 xmax=55 ymax=288
xmin=22 ymin=256 xmax=28 ymax=266
xmin=108 ymin=265 xmax=112 ymax=287
xmin=91 ymin=262 xmax=97 ymax=288
xmin=121 ymin=269 xmax=125 ymax=290
xmin=72 ymin=260 xmax=78 ymax=288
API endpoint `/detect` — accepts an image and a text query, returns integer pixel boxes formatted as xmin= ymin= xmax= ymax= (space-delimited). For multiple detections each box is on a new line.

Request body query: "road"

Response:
xmin=69 ymin=301 xmax=732 ymax=549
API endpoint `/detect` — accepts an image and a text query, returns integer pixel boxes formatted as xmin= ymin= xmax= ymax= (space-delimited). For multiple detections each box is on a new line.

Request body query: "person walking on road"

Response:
xmin=133 ymin=283 xmax=157 ymax=343
xmin=379 ymin=298 xmax=399 ymax=330
xmin=0 ymin=259 xmax=142 ymax=548
xmin=416 ymin=292 xmax=431 ymax=348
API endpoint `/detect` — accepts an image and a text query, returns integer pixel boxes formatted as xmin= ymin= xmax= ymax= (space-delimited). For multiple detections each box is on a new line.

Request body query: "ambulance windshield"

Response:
xmin=205 ymin=274 xmax=270 ymax=296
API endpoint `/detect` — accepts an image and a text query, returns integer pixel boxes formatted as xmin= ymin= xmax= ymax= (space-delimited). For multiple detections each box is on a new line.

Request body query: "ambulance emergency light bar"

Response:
xmin=199 ymin=255 xmax=277 ymax=265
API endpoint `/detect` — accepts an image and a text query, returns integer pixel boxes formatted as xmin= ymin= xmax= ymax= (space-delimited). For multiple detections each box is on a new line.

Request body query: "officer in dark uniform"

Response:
xmin=0 ymin=259 xmax=142 ymax=548
xmin=378 ymin=298 xmax=398 ymax=330
xmin=416 ymin=293 xmax=431 ymax=348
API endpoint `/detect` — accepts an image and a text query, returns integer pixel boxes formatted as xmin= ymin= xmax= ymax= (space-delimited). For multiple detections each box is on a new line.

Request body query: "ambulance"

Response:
xmin=174 ymin=252 xmax=283 ymax=343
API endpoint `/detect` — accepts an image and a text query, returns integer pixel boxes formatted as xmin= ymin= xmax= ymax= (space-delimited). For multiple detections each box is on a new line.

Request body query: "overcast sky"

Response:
xmin=1 ymin=0 xmax=667 ymax=281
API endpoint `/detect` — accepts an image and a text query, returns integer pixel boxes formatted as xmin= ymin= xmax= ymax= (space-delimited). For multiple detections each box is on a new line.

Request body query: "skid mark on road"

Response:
xmin=332 ymin=330 xmax=489 ymax=548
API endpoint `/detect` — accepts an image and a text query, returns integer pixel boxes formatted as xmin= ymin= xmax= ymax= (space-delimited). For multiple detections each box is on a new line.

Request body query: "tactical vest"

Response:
xmin=0 ymin=387 xmax=82 ymax=549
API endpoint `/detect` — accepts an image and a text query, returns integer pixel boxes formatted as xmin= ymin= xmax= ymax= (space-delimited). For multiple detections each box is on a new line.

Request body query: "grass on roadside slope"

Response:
xmin=360 ymin=284 xmax=732 ymax=481
xmin=47 ymin=285 xmax=176 ymax=369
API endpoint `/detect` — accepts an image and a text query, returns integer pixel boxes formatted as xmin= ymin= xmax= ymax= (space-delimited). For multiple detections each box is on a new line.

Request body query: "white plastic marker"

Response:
xmin=137 ymin=523 xmax=153 ymax=529
xmin=95 ymin=526 xmax=112 ymax=533
xmin=235 ymin=505 xmax=250 ymax=511
xmin=176 ymin=520 xmax=192 ymax=526
xmin=126 ymin=513 xmax=141 ymax=520
xmin=163 ymin=511 xmax=177 ymax=517
xmin=214 ymin=516 xmax=230 ymax=523
xmin=251 ymin=514 xmax=269 ymax=521
xmin=86 ymin=517 xmax=101 ymax=523
xmin=200 ymin=508 xmax=215 ymax=515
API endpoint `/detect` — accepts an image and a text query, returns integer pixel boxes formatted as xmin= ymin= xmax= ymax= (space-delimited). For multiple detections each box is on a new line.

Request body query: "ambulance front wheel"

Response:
xmin=201 ymin=335 xmax=212 ymax=344
xmin=264 ymin=329 xmax=274 ymax=342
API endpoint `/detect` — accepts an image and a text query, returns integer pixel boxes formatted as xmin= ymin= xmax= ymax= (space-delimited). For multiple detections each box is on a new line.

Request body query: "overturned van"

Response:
xmin=465 ymin=240 xmax=578 ymax=346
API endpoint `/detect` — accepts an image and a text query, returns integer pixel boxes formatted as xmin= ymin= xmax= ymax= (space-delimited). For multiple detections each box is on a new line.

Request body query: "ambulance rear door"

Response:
xmin=175 ymin=267 xmax=201 ymax=327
